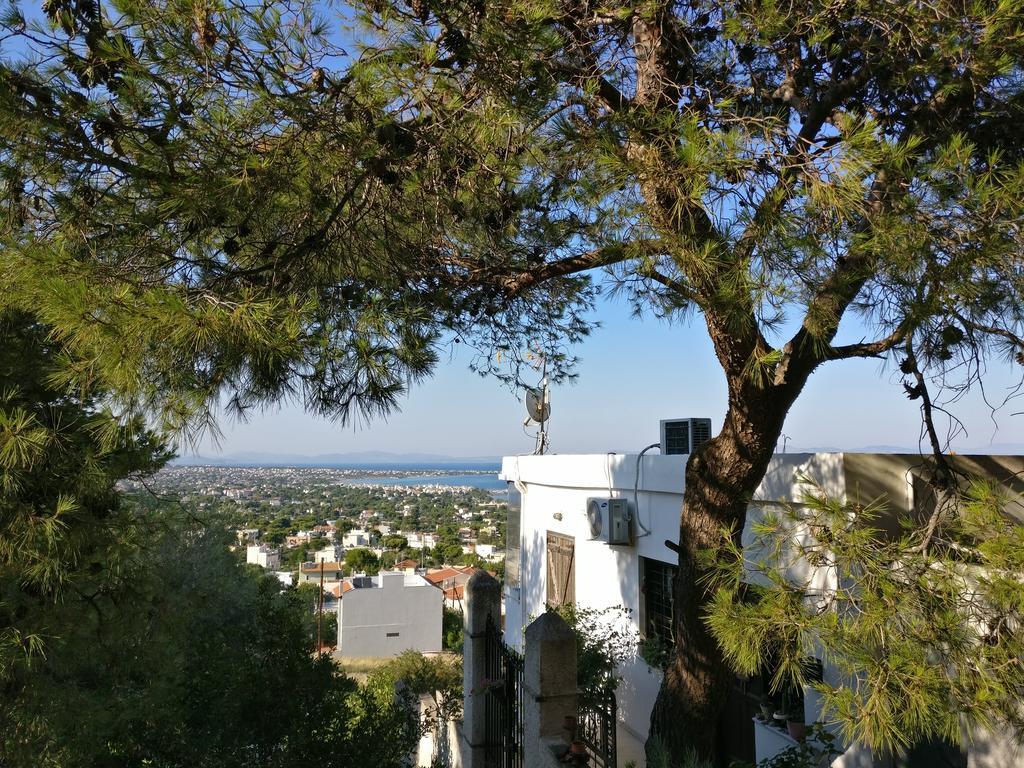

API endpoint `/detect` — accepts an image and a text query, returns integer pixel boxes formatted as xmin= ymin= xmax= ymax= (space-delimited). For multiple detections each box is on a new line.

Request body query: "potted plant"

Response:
xmin=785 ymin=698 xmax=807 ymax=741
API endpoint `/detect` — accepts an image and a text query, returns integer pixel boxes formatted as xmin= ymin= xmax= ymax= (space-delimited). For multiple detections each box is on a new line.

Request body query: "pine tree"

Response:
xmin=0 ymin=310 xmax=420 ymax=766
xmin=707 ymin=475 xmax=1024 ymax=757
xmin=3 ymin=1 xmax=1024 ymax=761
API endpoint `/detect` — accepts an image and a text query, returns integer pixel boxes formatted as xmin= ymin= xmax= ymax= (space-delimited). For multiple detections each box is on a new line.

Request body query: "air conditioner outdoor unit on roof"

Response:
xmin=660 ymin=418 xmax=712 ymax=455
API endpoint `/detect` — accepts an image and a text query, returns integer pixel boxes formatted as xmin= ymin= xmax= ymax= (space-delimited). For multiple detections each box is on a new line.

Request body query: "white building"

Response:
xmin=337 ymin=571 xmax=443 ymax=657
xmin=406 ymin=532 xmax=437 ymax=549
xmin=342 ymin=529 xmax=369 ymax=548
xmin=245 ymin=544 xmax=280 ymax=569
xmin=500 ymin=451 xmax=1024 ymax=768
xmin=473 ymin=543 xmax=500 ymax=560
xmin=312 ymin=543 xmax=342 ymax=563
xmin=298 ymin=561 xmax=344 ymax=584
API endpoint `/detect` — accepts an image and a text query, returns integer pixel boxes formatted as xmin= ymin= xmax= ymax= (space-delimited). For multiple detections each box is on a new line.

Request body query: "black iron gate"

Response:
xmin=483 ymin=613 xmax=524 ymax=768
xmin=579 ymin=692 xmax=617 ymax=768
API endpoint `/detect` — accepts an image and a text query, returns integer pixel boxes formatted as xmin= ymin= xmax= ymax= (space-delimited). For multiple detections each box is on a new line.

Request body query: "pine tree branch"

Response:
xmin=637 ymin=266 xmax=697 ymax=303
xmin=501 ymin=242 xmax=658 ymax=297
xmin=825 ymin=325 xmax=911 ymax=361
xmin=735 ymin=72 xmax=870 ymax=263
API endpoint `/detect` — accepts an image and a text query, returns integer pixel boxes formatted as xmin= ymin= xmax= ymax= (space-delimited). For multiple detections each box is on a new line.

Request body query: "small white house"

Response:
xmin=312 ymin=543 xmax=342 ymax=563
xmin=337 ymin=571 xmax=443 ymax=658
xmin=473 ymin=543 xmax=500 ymax=560
xmin=245 ymin=544 xmax=280 ymax=569
xmin=500 ymin=451 xmax=1024 ymax=768
xmin=298 ymin=561 xmax=344 ymax=584
xmin=406 ymin=532 xmax=437 ymax=549
xmin=342 ymin=529 xmax=369 ymax=548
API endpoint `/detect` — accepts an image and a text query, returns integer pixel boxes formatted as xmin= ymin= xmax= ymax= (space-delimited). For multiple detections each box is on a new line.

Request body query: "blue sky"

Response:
xmin=192 ymin=296 xmax=1023 ymax=458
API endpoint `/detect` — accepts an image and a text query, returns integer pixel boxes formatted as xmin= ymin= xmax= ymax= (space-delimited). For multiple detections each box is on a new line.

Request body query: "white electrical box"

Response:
xmin=585 ymin=498 xmax=631 ymax=546
xmin=660 ymin=418 xmax=712 ymax=455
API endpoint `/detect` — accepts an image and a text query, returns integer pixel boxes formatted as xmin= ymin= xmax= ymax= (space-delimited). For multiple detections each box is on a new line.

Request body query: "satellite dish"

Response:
xmin=525 ymin=386 xmax=550 ymax=423
xmin=586 ymin=499 xmax=603 ymax=539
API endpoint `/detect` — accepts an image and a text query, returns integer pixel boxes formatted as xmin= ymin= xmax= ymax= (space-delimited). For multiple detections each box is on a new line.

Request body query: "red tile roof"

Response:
xmin=300 ymin=561 xmax=344 ymax=573
xmin=424 ymin=565 xmax=481 ymax=585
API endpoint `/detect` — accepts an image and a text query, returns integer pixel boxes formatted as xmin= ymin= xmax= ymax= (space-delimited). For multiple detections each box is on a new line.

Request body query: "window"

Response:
xmin=504 ymin=484 xmax=522 ymax=588
xmin=545 ymin=531 xmax=575 ymax=607
xmin=640 ymin=557 xmax=676 ymax=644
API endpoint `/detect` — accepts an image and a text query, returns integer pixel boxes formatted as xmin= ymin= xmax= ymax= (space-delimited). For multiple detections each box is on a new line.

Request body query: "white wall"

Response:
xmin=338 ymin=572 xmax=442 ymax=658
xmin=246 ymin=545 xmax=280 ymax=569
xmin=501 ymin=454 xmax=691 ymax=767
xmin=313 ymin=544 xmax=341 ymax=563
xmin=503 ymin=452 xmax=1024 ymax=768
xmin=499 ymin=452 xmax=848 ymax=768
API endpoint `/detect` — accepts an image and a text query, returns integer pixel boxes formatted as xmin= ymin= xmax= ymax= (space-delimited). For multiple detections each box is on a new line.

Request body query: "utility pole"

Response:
xmin=317 ymin=560 xmax=324 ymax=652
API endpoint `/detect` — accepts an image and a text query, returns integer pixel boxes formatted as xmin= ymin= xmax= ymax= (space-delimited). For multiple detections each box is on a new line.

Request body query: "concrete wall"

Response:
xmin=501 ymin=453 xmax=694 ymax=767
xmin=501 ymin=452 xmax=1024 ymax=768
xmin=500 ymin=452 xmax=851 ymax=767
xmin=246 ymin=545 xmax=280 ymax=569
xmin=338 ymin=571 xmax=442 ymax=657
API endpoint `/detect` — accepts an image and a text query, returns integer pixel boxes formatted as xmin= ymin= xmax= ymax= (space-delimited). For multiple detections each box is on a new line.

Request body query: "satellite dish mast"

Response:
xmin=523 ymin=353 xmax=550 ymax=455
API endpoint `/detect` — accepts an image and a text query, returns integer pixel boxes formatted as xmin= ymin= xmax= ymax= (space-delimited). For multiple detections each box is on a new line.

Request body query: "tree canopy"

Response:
xmin=0 ymin=310 xmax=420 ymax=767
xmin=3 ymin=0 xmax=1024 ymax=762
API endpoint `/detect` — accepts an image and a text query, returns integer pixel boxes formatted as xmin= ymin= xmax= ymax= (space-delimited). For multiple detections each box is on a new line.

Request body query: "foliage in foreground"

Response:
xmin=555 ymin=604 xmax=638 ymax=708
xmin=0 ymin=311 xmax=418 ymax=767
xmin=4 ymin=0 xmax=1024 ymax=760
xmin=707 ymin=476 xmax=1024 ymax=755
xmin=379 ymin=649 xmax=464 ymax=725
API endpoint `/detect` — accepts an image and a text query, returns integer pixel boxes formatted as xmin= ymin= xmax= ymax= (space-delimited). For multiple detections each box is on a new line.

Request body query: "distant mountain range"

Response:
xmin=785 ymin=442 xmax=1024 ymax=455
xmin=170 ymin=450 xmax=502 ymax=467
xmin=171 ymin=442 xmax=1023 ymax=467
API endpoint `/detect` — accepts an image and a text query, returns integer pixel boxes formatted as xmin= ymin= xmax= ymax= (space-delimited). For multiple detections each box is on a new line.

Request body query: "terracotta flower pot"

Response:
xmin=787 ymin=720 xmax=807 ymax=741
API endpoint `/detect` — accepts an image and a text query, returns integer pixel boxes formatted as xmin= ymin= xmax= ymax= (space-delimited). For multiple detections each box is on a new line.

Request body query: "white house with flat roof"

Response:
xmin=312 ymin=543 xmax=342 ymax=563
xmin=500 ymin=451 xmax=1024 ymax=768
xmin=341 ymin=529 xmax=370 ymax=548
xmin=245 ymin=544 xmax=280 ymax=569
xmin=337 ymin=571 xmax=442 ymax=658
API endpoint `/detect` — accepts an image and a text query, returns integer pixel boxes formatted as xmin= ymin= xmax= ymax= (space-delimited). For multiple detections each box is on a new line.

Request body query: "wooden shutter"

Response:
xmin=545 ymin=531 xmax=575 ymax=608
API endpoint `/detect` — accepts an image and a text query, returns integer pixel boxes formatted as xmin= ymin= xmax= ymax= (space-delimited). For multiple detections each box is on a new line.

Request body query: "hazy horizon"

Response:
xmin=186 ymin=298 xmax=1024 ymax=462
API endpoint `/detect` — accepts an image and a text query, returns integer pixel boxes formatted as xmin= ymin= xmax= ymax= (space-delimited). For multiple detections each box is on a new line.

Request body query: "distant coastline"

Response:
xmin=161 ymin=461 xmax=506 ymax=491
xmin=171 ymin=452 xmax=503 ymax=468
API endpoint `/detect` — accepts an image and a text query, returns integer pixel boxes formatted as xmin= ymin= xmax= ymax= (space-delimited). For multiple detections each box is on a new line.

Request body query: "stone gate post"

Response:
xmin=460 ymin=571 xmax=501 ymax=768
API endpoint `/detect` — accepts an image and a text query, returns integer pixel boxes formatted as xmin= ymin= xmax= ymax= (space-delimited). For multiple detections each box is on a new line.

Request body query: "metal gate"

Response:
xmin=483 ymin=613 xmax=524 ymax=768
xmin=579 ymin=691 xmax=617 ymax=768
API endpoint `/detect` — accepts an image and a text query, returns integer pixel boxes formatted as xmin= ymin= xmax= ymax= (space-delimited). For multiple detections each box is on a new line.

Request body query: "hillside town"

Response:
xmin=122 ymin=465 xmax=507 ymax=655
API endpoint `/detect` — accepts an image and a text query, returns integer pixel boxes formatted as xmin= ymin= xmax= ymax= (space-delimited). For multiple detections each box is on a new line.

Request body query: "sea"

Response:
xmin=337 ymin=463 xmax=506 ymax=492
xmin=168 ymin=459 xmax=507 ymax=493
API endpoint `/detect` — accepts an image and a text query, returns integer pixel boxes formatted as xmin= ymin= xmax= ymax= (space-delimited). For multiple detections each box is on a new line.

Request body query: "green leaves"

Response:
xmin=707 ymin=476 xmax=1024 ymax=755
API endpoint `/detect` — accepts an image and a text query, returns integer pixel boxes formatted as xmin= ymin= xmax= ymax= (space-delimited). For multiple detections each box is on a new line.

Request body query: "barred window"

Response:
xmin=641 ymin=557 xmax=676 ymax=643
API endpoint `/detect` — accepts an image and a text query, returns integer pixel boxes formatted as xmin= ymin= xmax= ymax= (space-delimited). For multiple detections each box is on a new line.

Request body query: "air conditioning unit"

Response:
xmin=660 ymin=418 xmax=712 ymax=455
xmin=585 ymin=498 xmax=631 ymax=546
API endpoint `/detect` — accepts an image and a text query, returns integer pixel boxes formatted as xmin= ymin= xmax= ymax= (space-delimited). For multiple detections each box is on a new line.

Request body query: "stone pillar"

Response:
xmin=460 ymin=570 xmax=501 ymax=768
xmin=523 ymin=611 xmax=577 ymax=768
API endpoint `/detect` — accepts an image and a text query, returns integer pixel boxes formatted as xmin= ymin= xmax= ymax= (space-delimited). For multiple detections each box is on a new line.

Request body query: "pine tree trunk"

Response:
xmin=647 ymin=396 xmax=790 ymax=764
